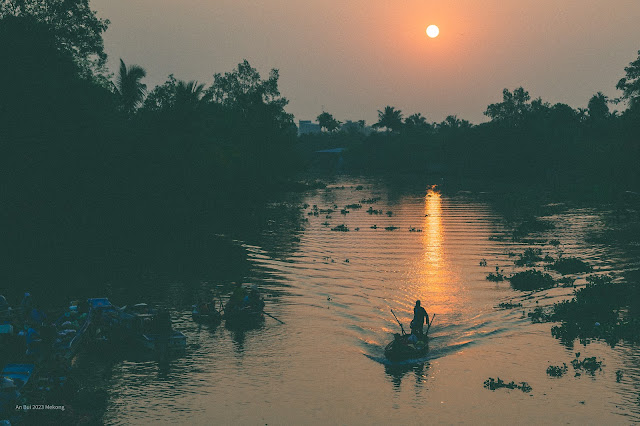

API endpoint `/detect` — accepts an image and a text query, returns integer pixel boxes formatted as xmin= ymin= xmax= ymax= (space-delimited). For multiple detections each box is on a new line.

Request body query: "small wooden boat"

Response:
xmin=192 ymin=303 xmax=222 ymax=324
xmin=224 ymin=300 xmax=264 ymax=327
xmin=119 ymin=304 xmax=186 ymax=351
xmin=384 ymin=333 xmax=429 ymax=362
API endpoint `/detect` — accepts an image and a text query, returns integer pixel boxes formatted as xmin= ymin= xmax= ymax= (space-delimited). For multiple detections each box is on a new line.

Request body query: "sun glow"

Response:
xmin=426 ymin=25 xmax=439 ymax=38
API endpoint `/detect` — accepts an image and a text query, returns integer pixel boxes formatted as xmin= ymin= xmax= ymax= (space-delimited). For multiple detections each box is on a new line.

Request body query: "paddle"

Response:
xmin=425 ymin=313 xmax=436 ymax=335
xmin=263 ymin=310 xmax=285 ymax=324
xmin=390 ymin=309 xmax=406 ymax=335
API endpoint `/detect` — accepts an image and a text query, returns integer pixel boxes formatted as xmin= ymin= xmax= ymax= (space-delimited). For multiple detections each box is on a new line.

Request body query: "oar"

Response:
xmin=390 ymin=309 xmax=406 ymax=335
xmin=425 ymin=313 xmax=436 ymax=335
xmin=263 ymin=310 xmax=285 ymax=324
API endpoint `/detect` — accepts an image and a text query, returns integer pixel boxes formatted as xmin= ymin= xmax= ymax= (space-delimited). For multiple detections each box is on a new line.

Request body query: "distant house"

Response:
xmin=298 ymin=120 xmax=321 ymax=135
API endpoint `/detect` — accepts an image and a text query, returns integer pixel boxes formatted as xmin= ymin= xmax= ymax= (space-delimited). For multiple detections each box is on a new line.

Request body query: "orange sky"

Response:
xmin=92 ymin=0 xmax=640 ymax=124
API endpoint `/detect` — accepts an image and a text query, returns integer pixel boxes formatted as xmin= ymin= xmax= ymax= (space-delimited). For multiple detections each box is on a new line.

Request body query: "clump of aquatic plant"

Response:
xmin=340 ymin=209 xmax=350 ymax=215
xmin=344 ymin=203 xmax=362 ymax=209
xmin=528 ymin=306 xmax=553 ymax=323
xmin=486 ymin=272 xmax=505 ymax=282
xmin=408 ymin=227 xmax=422 ymax=232
xmin=386 ymin=211 xmax=393 ymax=217
xmin=514 ymin=248 xmax=543 ymax=267
xmin=360 ymin=197 xmax=381 ymax=204
xmin=549 ymin=239 xmax=561 ymax=246
xmin=479 ymin=258 xmax=488 ymax=267
xmin=550 ymin=274 xmax=640 ymax=347
xmin=367 ymin=207 xmax=383 ymax=215
xmin=497 ymin=302 xmax=522 ymax=309
xmin=355 ymin=185 xmax=364 ymax=190
xmin=322 ymin=221 xmax=330 ymax=226
xmin=385 ymin=226 xmax=398 ymax=231
xmin=370 ymin=225 xmax=377 ymax=229
xmin=616 ymin=370 xmax=623 ymax=382
xmin=546 ymin=363 xmax=568 ymax=377
xmin=549 ymin=257 xmax=593 ymax=275
xmin=543 ymin=254 xmax=555 ymax=263
xmin=571 ymin=355 xmax=603 ymax=376
xmin=557 ymin=277 xmax=575 ymax=288
xmin=483 ymin=377 xmax=532 ymax=393
xmin=508 ymin=269 xmax=555 ymax=291
xmin=331 ymin=224 xmax=349 ymax=232
xmin=489 ymin=235 xmax=506 ymax=241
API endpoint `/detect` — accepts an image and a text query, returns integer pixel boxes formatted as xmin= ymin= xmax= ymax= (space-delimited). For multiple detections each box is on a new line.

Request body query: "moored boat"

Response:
xmin=0 ymin=364 xmax=34 ymax=413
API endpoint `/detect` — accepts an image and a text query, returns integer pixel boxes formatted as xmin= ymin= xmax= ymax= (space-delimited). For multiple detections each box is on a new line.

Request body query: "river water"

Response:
xmin=78 ymin=177 xmax=640 ymax=424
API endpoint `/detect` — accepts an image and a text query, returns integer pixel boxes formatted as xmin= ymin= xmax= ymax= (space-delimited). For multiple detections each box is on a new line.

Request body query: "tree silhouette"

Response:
xmin=587 ymin=92 xmax=610 ymax=122
xmin=116 ymin=59 xmax=147 ymax=116
xmin=484 ymin=87 xmax=531 ymax=126
xmin=0 ymin=0 xmax=110 ymax=82
xmin=317 ymin=111 xmax=341 ymax=132
xmin=374 ymin=106 xmax=403 ymax=132
xmin=616 ymin=50 xmax=640 ymax=110
xmin=175 ymin=80 xmax=205 ymax=111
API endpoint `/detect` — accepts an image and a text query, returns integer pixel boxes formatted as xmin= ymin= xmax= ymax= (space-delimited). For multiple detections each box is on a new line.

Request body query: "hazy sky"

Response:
xmin=91 ymin=0 xmax=640 ymax=125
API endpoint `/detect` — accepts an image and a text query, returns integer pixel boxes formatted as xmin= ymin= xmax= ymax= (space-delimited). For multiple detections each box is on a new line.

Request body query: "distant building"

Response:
xmin=298 ymin=120 xmax=321 ymax=135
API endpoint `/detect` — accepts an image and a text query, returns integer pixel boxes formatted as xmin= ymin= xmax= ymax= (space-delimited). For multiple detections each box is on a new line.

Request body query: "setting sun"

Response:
xmin=426 ymin=24 xmax=439 ymax=38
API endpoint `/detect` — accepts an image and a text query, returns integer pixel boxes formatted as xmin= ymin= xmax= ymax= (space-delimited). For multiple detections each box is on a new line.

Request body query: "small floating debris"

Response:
xmin=360 ymin=197 xmax=381 ymax=204
xmin=354 ymin=227 xmax=360 ymax=231
xmin=571 ymin=355 xmax=603 ymax=376
xmin=331 ymin=224 xmax=349 ymax=232
xmin=497 ymin=302 xmax=522 ymax=309
xmin=483 ymin=377 xmax=532 ymax=393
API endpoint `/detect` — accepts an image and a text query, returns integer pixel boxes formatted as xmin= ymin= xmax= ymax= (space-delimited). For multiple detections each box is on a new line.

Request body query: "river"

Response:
xmin=49 ymin=176 xmax=640 ymax=424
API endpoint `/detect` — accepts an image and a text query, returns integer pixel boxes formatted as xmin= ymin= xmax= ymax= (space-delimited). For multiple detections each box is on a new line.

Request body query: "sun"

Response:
xmin=426 ymin=25 xmax=439 ymax=38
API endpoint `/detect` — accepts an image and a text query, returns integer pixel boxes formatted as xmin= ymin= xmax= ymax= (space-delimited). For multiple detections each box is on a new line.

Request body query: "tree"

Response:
xmin=616 ymin=50 xmax=640 ymax=110
xmin=206 ymin=59 xmax=293 ymax=128
xmin=373 ymin=106 xmax=403 ymax=132
xmin=0 ymin=0 xmax=110 ymax=82
xmin=437 ymin=115 xmax=471 ymax=131
xmin=115 ymin=59 xmax=146 ymax=116
xmin=587 ymin=92 xmax=610 ymax=123
xmin=175 ymin=80 xmax=206 ymax=111
xmin=404 ymin=113 xmax=432 ymax=133
xmin=316 ymin=111 xmax=341 ymax=132
xmin=484 ymin=87 xmax=532 ymax=126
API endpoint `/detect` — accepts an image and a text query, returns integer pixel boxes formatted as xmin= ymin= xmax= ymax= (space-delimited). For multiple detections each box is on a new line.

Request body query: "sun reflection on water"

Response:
xmin=416 ymin=185 xmax=457 ymax=315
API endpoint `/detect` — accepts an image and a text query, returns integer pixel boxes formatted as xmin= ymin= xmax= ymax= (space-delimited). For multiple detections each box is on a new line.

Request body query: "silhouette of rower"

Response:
xmin=410 ymin=300 xmax=429 ymax=335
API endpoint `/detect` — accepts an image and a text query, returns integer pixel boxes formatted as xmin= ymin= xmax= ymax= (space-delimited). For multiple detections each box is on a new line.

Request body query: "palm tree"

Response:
xmin=174 ymin=80 xmax=206 ymax=110
xmin=373 ymin=106 xmax=403 ymax=132
xmin=116 ymin=59 xmax=147 ymax=116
